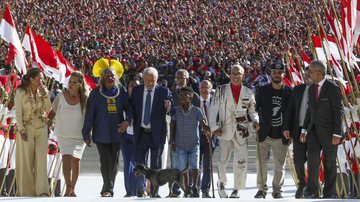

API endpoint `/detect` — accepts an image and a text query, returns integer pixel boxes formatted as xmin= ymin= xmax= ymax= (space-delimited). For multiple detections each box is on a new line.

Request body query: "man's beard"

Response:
xmin=272 ymin=78 xmax=282 ymax=84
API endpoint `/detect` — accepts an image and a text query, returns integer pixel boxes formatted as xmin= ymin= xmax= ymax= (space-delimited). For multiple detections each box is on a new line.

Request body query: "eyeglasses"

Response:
xmin=231 ymin=72 xmax=243 ymax=76
xmin=175 ymin=77 xmax=187 ymax=81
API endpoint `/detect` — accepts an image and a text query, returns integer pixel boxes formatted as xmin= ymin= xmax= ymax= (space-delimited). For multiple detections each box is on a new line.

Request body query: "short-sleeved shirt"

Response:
xmin=172 ymin=105 xmax=205 ymax=151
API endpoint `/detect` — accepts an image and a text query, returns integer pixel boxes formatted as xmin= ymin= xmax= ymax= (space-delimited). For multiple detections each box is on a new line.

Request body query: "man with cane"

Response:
xmin=209 ymin=64 xmax=259 ymax=198
xmin=199 ymin=80 xmax=217 ymax=198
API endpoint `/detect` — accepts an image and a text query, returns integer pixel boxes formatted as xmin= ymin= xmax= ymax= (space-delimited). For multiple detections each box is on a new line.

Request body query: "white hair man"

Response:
xmin=209 ymin=64 xmax=259 ymax=198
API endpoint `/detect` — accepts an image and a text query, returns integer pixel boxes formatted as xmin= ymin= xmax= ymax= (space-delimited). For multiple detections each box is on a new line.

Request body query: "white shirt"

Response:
xmin=299 ymin=85 xmax=309 ymax=127
xmin=141 ymin=87 xmax=155 ymax=128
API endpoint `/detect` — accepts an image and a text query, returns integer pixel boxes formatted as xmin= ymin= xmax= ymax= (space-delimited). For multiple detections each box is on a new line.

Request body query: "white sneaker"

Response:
xmin=217 ymin=182 xmax=228 ymax=198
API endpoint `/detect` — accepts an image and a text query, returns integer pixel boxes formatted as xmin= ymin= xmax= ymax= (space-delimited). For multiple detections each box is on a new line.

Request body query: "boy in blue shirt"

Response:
xmin=170 ymin=87 xmax=211 ymax=197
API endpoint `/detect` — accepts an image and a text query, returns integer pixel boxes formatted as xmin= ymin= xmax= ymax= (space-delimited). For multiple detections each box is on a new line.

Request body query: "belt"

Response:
xmin=141 ymin=127 xmax=152 ymax=133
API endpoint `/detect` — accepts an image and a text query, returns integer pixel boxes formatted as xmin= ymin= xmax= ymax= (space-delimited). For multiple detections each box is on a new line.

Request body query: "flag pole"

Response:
xmin=328 ymin=0 xmax=360 ymax=97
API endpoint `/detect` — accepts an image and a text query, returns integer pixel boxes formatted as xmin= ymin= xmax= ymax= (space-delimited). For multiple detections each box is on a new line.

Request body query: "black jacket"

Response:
xmin=255 ymin=83 xmax=293 ymax=145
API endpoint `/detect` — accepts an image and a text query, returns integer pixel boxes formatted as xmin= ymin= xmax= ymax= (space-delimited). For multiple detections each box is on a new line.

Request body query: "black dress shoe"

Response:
xmin=124 ymin=193 xmax=132 ymax=197
xmin=254 ymin=190 xmax=266 ymax=198
xmin=295 ymin=186 xmax=305 ymax=199
xmin=151 ymin=194 xmax=161 ymax=198
xmin=101 ymin=192 xmax=112 ymax=197
xmin=303 ymin=192 xmax=319 ymax=199
xmin=169 ymin=190 xmax=181 ymax=198
xmin=191 ymin=187 xmax=199 ymax=198
xmin=272 ymin=192 xmax=283 ymax=199
xmin=229 ymin=190 xmax=240 ymax=198
xmin=322 ymin=194 xmax=338 ymax=199
xmin=202 ymin=192 xmax=211 ymax=198
xmin=137 ymin=190 xmax=147 ymax=198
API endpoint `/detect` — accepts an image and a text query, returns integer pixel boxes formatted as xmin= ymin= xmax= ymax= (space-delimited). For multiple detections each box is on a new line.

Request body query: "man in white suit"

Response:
xmin=209 ymin=64 xmax=259 ymax=198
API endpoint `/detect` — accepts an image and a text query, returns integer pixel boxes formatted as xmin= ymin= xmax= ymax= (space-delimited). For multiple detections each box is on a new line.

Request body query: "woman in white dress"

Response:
xmin=48 ymin=71 xmax=89 ymax=197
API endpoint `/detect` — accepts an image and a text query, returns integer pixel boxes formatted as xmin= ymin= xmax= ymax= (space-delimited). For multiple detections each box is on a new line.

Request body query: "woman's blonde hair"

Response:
xmin=70 ymin=71 xmax=89 ymax=114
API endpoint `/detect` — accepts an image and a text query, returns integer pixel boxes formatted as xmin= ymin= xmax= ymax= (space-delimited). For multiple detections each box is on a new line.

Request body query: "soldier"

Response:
xmin=209 ymin=64 xmax=259 ymax=198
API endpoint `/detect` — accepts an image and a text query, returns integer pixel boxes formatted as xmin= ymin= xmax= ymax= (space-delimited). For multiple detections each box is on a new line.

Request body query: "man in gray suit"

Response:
xmin=300 ymin=60 xmax=344 ymax=199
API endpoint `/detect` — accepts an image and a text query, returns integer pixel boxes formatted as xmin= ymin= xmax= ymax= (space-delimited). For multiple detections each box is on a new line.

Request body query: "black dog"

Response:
xmin=133 ymin=164 xmax=188 ymax=197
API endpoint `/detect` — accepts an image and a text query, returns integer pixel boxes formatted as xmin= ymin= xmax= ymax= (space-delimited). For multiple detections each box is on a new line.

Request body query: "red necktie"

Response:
xmin=315 ymin=84 xmax=319 ymax=103
xmin=203 ymin=100 xmax=208 ymax=119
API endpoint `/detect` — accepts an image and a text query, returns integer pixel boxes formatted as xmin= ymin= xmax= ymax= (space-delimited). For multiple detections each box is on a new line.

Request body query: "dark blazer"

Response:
xmin=255 ymin=83 xmax=293 ymax=145
xmin=303 ymin=79 xmax=344 ymax=145
xmin=82 ymin=85 xmax=132 ymax=144
xmin=283 ymin=84 xmax=307 ymax=141
xmin=199 ymin=93 xmax=218 ymax=147
xmin=130 ymin=84 xmax=173 ymax=146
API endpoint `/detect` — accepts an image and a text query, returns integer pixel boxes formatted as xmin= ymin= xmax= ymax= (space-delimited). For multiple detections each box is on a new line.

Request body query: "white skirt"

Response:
xmin=57 ymin=136 xmax=86 ymax=159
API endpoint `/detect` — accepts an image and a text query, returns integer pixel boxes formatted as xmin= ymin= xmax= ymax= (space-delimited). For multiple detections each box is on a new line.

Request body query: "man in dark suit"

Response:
xmin=300 ymin=60 xmax=344 ymax=199
xmin=198 ymin=80 xmax=218 ymax=198
xmin=130 ymin=67 xmax=172 ymax=197
xmin=283 ymin=67 xmax=313 ymax=198
xmin=254 ymin=62 xmax=293 ymax=199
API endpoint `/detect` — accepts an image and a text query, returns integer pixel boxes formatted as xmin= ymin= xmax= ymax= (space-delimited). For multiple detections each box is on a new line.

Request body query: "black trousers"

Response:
xmin=96 ymin=143 xmax=121 ymax=196
xmin=306 ymin=129 xmax=338 ymax=197
xmin=293 ymin=128 xmax=307 ymax=188
xmin=134 ymin=131 xmax=164 ymax=195
xmin=199 ymin=142 xmax=215 ymax=193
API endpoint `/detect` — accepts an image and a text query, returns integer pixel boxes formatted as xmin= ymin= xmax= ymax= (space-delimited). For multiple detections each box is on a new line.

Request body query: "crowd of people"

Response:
xmin=0 ymin=0 xmax=359 ymax=200
xmin=0 ymin=0 xmax=340 ymax=87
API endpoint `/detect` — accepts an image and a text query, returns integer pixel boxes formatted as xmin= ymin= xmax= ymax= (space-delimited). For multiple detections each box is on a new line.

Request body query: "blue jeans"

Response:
xmin=176 ymin=145 xmax=200 ymax=170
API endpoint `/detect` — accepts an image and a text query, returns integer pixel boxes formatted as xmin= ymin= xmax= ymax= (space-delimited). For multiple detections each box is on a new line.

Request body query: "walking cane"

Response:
xmin=286 ymin=148 xmax=299 ymax=189
xmin=51 ymin=159 xmax=63 ymax=197
xmin=208 ymin=139 xmax=215 ymax=198
xmin=255 ymin=129 xmax=265 ymax=198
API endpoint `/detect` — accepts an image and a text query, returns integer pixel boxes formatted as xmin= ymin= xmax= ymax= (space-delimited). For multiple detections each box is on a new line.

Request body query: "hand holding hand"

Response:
xmin=118 ymin=121 xmax=129 ymax=133
xmin=213 ymin=128 xmax=222 ymax=137
xmin=84 ymin=139 xmax=92 ymax=147
xmin=283 ymin=130 xmax=290 ymax=140
xmin=252 ymin=122 xmax=260 ymax=131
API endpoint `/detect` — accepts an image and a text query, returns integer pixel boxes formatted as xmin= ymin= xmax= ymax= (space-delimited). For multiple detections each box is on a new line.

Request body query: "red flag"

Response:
xmin=84 ymin=74 xmax=96 ymax=90
xmin=0 ymin=4 xmax=27 ymax=73
xmin=22 ymin=26 xmax=66 ymax=83
xmin=300 ymin=51 xmax=311 ymax=67
xmin=288 ymin=65 xmax=303 ymax=86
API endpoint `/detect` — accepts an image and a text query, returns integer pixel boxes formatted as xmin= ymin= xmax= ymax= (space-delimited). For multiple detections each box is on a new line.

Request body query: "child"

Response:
xmin=170 ymin=87 xmax=211 ymax=198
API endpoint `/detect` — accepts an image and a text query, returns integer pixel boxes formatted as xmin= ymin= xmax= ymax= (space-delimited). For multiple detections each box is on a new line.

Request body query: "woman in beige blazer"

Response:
xmin=15 ymin=68 xmax=52 ymax=196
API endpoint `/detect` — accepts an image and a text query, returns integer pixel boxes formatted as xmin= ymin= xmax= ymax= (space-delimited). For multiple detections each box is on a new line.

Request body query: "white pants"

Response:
xmin=218 ymin=134 xmax=248 ymax=190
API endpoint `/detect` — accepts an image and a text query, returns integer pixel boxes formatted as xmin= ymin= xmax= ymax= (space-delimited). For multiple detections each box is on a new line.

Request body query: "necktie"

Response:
xmin=315 ymin=84 xmax=319 ymax=103
xmin=203 ymin=100 xmax=208 ymax=119
xmin=143 ymin=90 xmax=152 ymax=125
